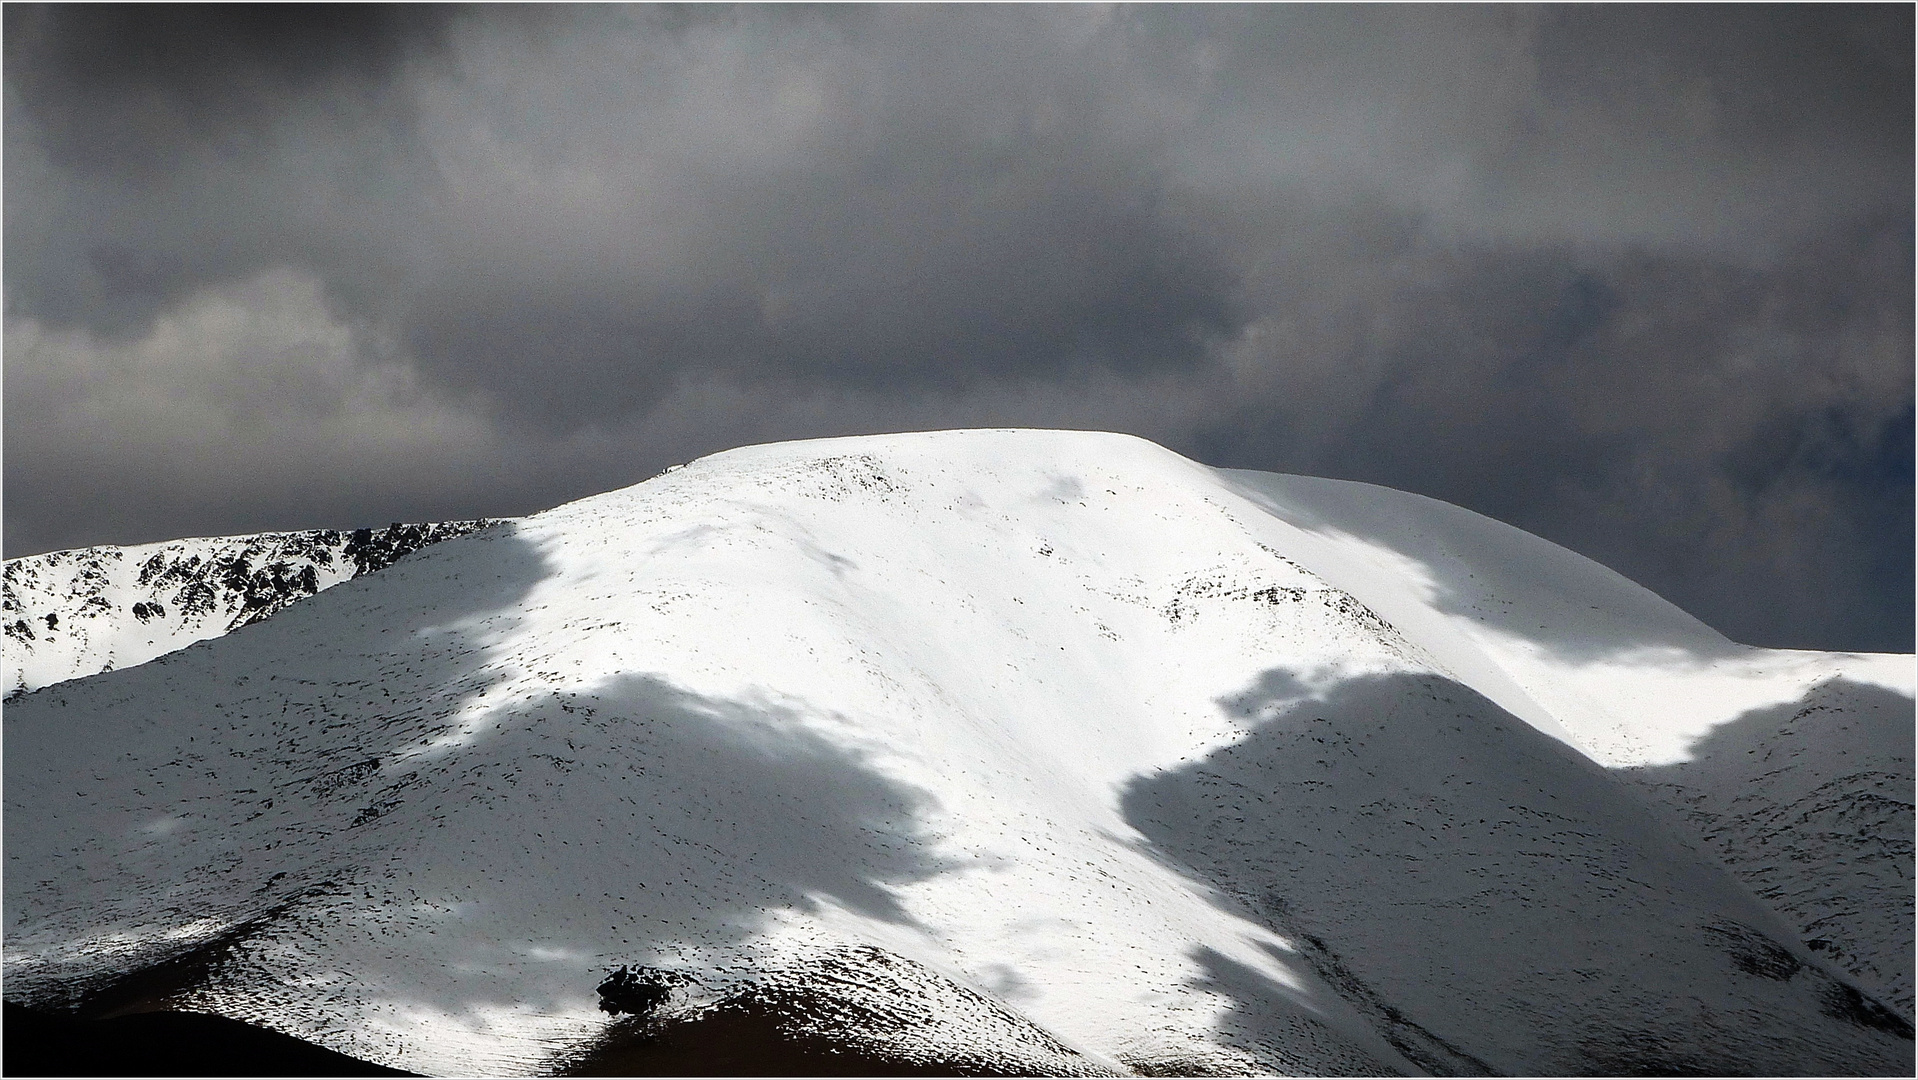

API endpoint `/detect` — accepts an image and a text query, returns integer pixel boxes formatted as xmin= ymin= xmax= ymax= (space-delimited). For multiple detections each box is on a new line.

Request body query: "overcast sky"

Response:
xmin=5 ymin=3 xmax=1912 ymax=652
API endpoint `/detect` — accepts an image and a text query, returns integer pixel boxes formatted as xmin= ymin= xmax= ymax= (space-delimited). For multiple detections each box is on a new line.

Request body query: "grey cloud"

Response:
xmin=1143 ymin=4 xmax=1910 ymax=257
xmin=1535 ymin=4 xmax=1912 ymax=146
xmin=385 ymin=5 xmax=1244 ymax=417
xmin=3 ymin=4 xmax=1910 ymax=652
xmin=2 ymin=2 xmax=458 ymax=174
xmin=1188 ymin=206 xmax=1913 ymax=651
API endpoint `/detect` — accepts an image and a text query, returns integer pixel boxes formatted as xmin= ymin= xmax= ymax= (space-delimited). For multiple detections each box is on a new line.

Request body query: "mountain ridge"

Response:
xmin=4 ymin=520 xmax=499 ymax=697
xmin=4 ymin=429 xmax=1910 ymax=1075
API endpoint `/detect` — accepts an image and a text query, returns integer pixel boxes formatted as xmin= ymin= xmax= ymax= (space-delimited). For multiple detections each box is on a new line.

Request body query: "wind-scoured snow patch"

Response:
xmin=4 ymin=430 xmax=1910 ymax=1075
xmin=3 ymin=520 xmax=498 ymax=696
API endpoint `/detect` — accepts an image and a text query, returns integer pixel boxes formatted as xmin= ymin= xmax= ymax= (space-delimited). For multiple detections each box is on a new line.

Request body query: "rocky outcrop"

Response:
xmin=4 ymin=520 xmax=498 ymax=696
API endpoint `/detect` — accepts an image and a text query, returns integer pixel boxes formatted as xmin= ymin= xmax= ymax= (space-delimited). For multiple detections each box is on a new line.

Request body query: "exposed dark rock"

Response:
xmin=597 ymin=965 xmax=682 ymax=1018
xmin=6 ymin=519 xmax=503 ymax=697
xmin=561 ymin=947 xmax=1113 ymax=1077
xmin=1 ymin=1001 xmax=416 ymax=1077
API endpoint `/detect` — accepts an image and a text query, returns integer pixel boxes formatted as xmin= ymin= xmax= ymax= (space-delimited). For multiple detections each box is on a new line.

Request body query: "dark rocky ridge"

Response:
xmin=5 ymin=519 xmax=498 ymax=697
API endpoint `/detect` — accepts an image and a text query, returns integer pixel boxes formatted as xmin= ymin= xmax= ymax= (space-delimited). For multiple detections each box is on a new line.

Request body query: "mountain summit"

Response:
xmin=5 ymin=429 xmax=1911 ymax=1075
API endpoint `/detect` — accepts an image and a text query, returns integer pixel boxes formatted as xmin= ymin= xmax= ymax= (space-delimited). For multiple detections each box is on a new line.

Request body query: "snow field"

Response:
xmin=5 ymin=429 xmax=1910 ymax=1074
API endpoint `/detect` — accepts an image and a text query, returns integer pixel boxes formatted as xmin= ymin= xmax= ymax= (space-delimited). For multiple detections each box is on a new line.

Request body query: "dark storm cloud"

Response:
xmin=1537 ymin=4 xmax=1912 ymax=147
xmin=397 ymin=134 xmax=1237 ymax=418
xmin=4 ymin=4 xmax=1911 ymax=652
xmin=4 ymin=2 xmax=457 ymax=171
xmin=1189 ymin=204 xmax=1913 ymax=651
xmin=2 ymin=1 xmax=465 ymax=337
xmin=7 ymin=5 xmax=1241 ymax=401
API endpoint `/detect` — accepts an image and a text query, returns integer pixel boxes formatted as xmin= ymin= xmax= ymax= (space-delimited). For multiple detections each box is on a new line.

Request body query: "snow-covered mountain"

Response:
xmin=4 ymin=430 xmax=1911 ymax=1076
xmin=4 ymin=521 xmax=497 ymax=697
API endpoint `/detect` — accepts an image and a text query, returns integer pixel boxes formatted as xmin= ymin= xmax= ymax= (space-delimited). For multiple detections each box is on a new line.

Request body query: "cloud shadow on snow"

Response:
xmin=6 ymin=520 xmax=956 ymax=1069
xmin=341 ymin=669 xmax=951 ymax=979
xmin=1622 ymin=677 xmax=1916 ymax=1020
xmin=2 ymin=519 xmax=553 ymax=1009
xmin=1120 ymin=668 xmax=1913 ymax=1076
xmin=285 ymin=667 xmax=954 ymax=1073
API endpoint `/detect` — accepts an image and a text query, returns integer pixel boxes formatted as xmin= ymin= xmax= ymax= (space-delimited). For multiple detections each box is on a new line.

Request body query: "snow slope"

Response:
xmin=3 ymin=521 xmax=497 ymax=697
xmin=4 ymin=430 xmax=1910 ymax=1075
xmin=1625 ymin=678 xmax=1915 ymax=1017
xmin=1218 ymin=471 xmax=1912 ymax=768
xmin=1220 ymin=472 xmax=1916 ymax=1017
